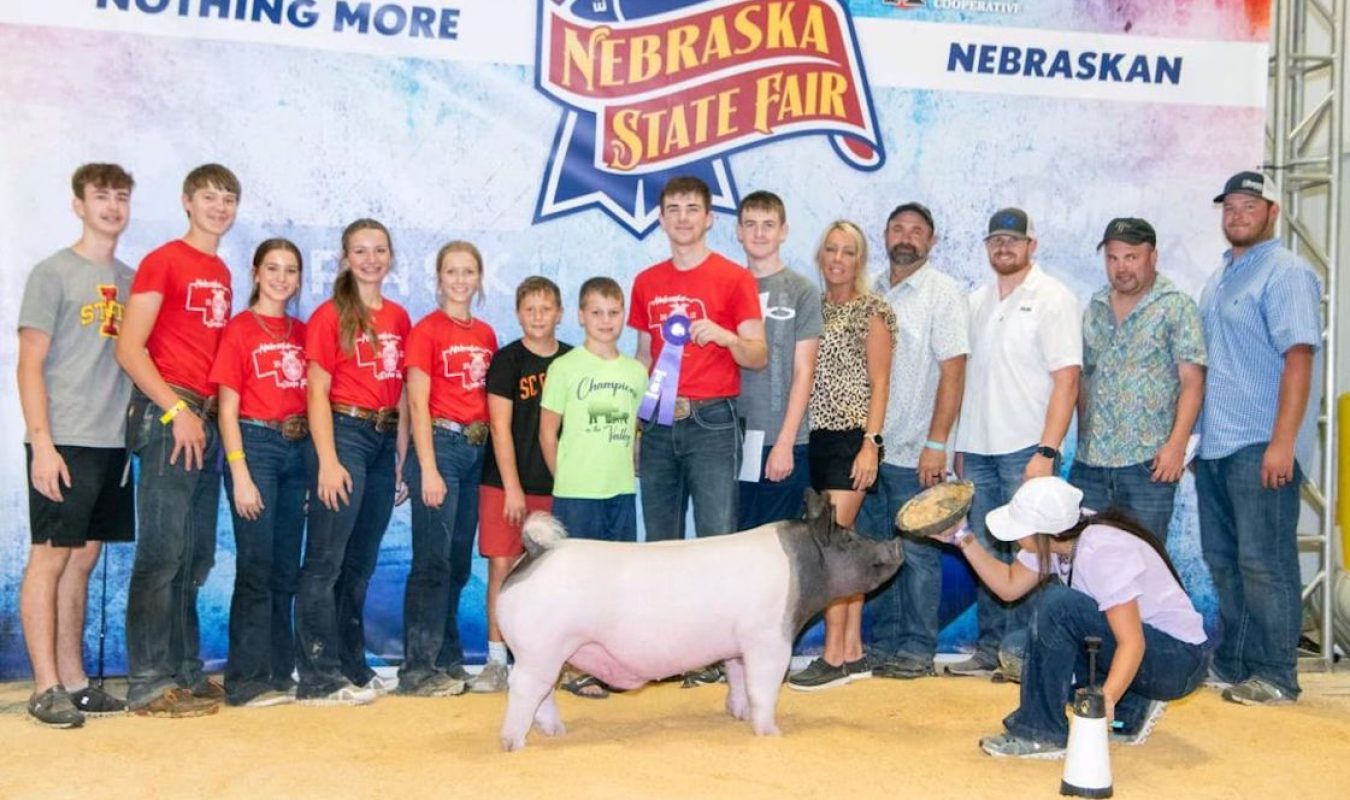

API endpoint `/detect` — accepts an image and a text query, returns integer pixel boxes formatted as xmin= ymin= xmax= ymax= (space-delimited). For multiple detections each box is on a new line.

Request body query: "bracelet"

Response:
xmin=225 ymin=450 xmax=246 ymax=464
xmin=952 ymin=526 xmax=973 ymax=548
xmin=160 ymin=400 xmax=188 ymax=425
xmin=924 ymin=439 xmax=946 ymax=452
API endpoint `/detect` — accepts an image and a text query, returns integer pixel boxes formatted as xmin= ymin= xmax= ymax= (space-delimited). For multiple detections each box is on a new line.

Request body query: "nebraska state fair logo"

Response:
xmin=534 ymin=0 xmax=885 ymax=237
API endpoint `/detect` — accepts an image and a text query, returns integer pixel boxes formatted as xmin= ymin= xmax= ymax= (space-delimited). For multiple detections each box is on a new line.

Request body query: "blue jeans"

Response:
xmin=399 ymin=428 xmax=484 ymax=688
xmin=960 ymin=445 xmax=1039 ymax=662
xmin=124 ymin=393 xmax=222 ymax=708
xmin=639 ymin=398 xmax=740 ymax=541
xmin=223 ymin=424 xmax=312 ymax=705
xmin=1194 ymin=443 xmax=1303 ymax=696
xmin=552 ymin=494 xmax=638 ymax=542
xmin=737 ymin=443 xmax=810 ymax=530
xmin=1069 ymin=460 xmax=1178 ymax=542
xmin=857 ymin=463 xmax=941 ymax=662
xmin=1005 ymin=584 xmax=1208 ymax=746
xmin=294 ymin=414 xmax=398 ymax=698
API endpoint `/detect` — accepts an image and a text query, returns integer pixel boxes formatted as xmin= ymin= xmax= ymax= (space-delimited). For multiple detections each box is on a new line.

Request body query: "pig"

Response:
xmin=495 ymin=490 xmax=904 ymax=751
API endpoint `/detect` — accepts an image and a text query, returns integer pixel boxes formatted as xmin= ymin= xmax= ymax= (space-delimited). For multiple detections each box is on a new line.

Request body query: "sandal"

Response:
xmin=560 ymin=673 xmax=610 ymax=700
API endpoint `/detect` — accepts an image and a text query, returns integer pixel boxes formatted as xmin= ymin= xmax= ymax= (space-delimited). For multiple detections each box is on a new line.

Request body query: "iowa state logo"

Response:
xmin=535 ymin=0 xmax=885 ymax=237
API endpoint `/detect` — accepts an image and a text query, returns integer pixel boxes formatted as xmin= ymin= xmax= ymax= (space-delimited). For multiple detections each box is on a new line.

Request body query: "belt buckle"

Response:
xmin=374 ymin=409 xmax=398 ymax=433
xmin=281 ymin=416 xmax=309 ymax=441
xmin=673 ymin=397 xmax=691 ymax=422
xmin=464 ymin=421 xmax=490 ymax=446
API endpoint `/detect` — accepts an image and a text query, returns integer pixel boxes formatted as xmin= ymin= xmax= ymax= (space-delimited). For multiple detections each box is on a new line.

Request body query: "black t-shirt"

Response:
xmin=480 ymin=338 xmax=573 ymax=494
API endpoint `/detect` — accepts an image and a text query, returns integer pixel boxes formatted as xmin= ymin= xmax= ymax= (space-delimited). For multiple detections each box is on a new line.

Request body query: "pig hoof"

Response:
xmin=726 ymin=700 xmax=749 ymax=721
xmin=501 ymin=735 xmax=528 ymax=752
xmin=534 ymin=720 xmax=567 ymax=737
xmin=752 ymin=723 xmax=782 ymax=737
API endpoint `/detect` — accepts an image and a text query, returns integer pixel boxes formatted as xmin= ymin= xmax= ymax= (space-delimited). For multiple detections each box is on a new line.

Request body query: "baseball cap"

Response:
xmin=986 ymin=208 xmax=1034 ymax=240
xmin=1096 ymin=217 xmax=1157 ymax=249
xmin=1213 ymin=170 xmax=1279 ymax=203
xmin=886 ymin=202 xmax=935 ymax=231
xmin=984 ymin=477 xmax=1084 ymax=541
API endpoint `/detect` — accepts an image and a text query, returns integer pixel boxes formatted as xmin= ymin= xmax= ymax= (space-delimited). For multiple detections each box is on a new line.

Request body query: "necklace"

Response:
xmin=250 ymin=309 xmax=294 ymax=343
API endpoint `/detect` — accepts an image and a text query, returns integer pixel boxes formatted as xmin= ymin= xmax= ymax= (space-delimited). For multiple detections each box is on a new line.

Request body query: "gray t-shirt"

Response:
xmin=18 ymin=247 xmax=134 ymax=447
xmin=738 ymin=266 xmax=823 ymax=446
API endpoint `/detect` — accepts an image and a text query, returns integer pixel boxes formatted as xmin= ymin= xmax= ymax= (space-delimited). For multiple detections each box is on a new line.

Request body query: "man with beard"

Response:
xmin=856 ymin=202 xmax=968 ymax=679
xmin=1071 ymin=218 xmax=1206 ymax=542
xmin=949 ymin=208 xmax=1081 ymax=678
xmin=1196 ymin=171 xmax=1321 ymax=706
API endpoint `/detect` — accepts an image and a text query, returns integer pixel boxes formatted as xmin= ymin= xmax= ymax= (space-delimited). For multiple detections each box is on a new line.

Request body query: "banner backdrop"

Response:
xmin=0 ymin=0 xmax=1269 ymax=679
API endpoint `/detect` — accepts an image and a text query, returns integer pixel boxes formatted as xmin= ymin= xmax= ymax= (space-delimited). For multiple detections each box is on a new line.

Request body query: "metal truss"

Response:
xmin=1267 ymin=0 xmax=1343 ymax=671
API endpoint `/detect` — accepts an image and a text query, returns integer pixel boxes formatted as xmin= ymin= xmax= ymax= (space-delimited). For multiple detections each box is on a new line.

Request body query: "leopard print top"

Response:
xmin=809 ymin=291 xmax=897 ymax=431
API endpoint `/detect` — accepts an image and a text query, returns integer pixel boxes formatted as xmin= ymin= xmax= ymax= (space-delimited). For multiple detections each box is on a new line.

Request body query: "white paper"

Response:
xmin=739 ymin=429 xmax=766 ymax=482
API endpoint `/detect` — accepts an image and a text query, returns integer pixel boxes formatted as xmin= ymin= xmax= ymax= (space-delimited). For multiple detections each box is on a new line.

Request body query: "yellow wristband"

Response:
xmin=160 ymin=400 xmax=188 ymax=425
xmin=226 ymin=450 xmax=246 ymax=463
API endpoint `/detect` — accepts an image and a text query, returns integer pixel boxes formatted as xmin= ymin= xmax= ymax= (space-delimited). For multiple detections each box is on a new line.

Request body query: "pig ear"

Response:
xmin=804 ymin=488 xmax=828 ymax=522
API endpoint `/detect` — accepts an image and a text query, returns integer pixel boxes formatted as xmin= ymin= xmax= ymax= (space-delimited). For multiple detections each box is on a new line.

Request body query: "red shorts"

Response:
xmin=477 ymin=484 xmax=553 ymax=557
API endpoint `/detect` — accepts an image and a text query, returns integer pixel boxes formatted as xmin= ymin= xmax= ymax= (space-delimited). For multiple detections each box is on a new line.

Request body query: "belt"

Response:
xmin=241 ymin=415 xmax=310 ymax=442
xmin=432 ymin=418 xmax=490 ymax=446
xmin=672 ymin=395 xmax=733 ymax=422
xmin=168 ymin=384 xmax=218 ymax=420
xmin=331 ymin=403 xmax=400 ymax=433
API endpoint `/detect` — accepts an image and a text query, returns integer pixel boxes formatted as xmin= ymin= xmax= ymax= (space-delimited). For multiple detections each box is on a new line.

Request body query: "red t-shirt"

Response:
xmin=406 ymin=311 xmax=497 ymax=424
xmin=131 ymin=239 xmax=233 ymax=396
xmin=305 ymin=299 xmax=411 ymax=410
xmin=627 ymin=251 xmax=761 ymax=399
xmin=209 ymin=311 xmax=308 ymax=421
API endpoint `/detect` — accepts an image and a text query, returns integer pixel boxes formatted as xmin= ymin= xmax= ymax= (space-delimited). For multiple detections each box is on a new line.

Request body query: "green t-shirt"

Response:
xmin=541 ymin=346 xmax=648 ymax=499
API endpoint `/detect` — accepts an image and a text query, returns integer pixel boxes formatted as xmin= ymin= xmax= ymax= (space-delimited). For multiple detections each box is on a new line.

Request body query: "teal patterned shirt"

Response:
xmin=1077 ymin=275 xmax=1207 ymax=467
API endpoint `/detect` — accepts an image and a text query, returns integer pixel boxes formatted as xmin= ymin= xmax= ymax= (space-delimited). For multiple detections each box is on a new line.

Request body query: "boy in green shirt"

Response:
xmin=540 ymin=277 xmax=648 ymax=541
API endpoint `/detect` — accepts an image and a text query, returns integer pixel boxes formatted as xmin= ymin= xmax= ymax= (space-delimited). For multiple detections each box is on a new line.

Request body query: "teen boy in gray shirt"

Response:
xmin=735 ymin=191 xmax=821 ymax=528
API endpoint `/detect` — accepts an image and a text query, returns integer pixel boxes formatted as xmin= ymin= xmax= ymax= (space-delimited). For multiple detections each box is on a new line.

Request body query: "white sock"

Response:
xmin=488 ymin=641 xmax=509 ymax=665
xmin=65 ymin=681 xmax=89 ymax=693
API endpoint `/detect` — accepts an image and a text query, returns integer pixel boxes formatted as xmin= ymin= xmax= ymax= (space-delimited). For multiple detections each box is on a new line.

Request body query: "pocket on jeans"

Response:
xmin=692 ymin=399 xmax=737 ymax=431
xmin=125 ymin=396 xmax=154 ymax=454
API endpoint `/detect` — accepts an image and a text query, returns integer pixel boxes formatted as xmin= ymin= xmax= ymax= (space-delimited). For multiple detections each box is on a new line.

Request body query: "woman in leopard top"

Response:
xmin=788 ymin=220 xmax=897 ymax=692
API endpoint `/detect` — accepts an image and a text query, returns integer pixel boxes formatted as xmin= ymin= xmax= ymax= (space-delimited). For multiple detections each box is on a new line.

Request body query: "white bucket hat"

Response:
xmin=985 ymin=477 xmax=1084 ymax=542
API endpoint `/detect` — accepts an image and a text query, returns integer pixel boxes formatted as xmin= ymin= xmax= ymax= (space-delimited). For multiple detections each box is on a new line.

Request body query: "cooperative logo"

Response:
xmin=534 ymin=0 xmax=885 ymax=237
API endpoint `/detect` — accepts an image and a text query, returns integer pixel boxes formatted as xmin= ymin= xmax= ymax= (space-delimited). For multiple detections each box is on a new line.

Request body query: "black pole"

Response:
xmin=96 ymin=544 xmax=108 ymax=688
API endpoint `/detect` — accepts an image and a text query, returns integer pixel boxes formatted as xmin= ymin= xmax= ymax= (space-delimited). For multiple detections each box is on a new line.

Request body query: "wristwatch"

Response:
xmin=1035 ymin=445 xmax=1059 ymax=460
xmin=864 ymin=432 xmax=884 ymax=448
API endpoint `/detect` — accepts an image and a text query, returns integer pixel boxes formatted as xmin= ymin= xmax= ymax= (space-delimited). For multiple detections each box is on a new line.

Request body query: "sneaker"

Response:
xmin=944 ymin=654 xmax=999 ymax=678
xmin=1222 ymin=678 xmax=1296 ymax=706
xmin=1112 ymin=700 xmax=1166 ymax=745
xmin=70 ymin=684 xmax=127 ymax=717
xmin=364 ymin=673 xmax=399 ymax=695
xmin=787 ymin=658 xmax=850 ymax=692
xmin=243 ymin=689 xmax=296 ymax=708
xmin=133 ymin=688 xmax=220 ymax=718
xmin=979 ymin=732 xmax=1066 ymax=760
xmin=298 ymin=683 xmax=377 ymax=707
xmin=680 ymin=664 xmax=725 ymax=688
xmin=399 ymin=671 xmax=467 ymax=698
xmin=843 ymin=655 xmax=872 ymax=681
xmin=28 ymin=685 xmax=84 ymax=729
xmin=441 ymin=663 xmax=473 ymax=682
xmin=469 ymin=662 xmax=509 ymax=694
xmin=1202 ymin=669 xmax=1234 ymax=691
xmin=873 ymin=658 xmax=933 ymax=680
xmin=189 ymin=677 xmax=226 ymax=701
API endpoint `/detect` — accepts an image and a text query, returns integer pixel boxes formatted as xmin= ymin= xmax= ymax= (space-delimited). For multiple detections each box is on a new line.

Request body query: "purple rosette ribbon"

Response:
xmin=638 ymin=314 xmax=691 ymax=425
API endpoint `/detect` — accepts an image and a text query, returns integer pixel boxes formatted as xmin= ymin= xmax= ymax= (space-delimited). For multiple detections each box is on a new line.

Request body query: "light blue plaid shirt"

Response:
xmin=1197 ymin=238 xmax=1322 ymax=460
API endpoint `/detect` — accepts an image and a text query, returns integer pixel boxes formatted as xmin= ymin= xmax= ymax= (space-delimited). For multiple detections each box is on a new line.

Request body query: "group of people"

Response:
xmin=17 ymin=163 xmax=1321 ymax=762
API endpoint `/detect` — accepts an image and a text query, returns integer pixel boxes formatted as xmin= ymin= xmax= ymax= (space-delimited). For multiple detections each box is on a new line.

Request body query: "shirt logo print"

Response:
xmin=252 ymin=343 xmax=307 ymax=389
xmin=80 ymin=284 xmax=123 ymax=338
xmin=442 ymin=345 xmax=491 ymax=389
xmin=354 ymin=332 xmax=404 ymax=381
xmin=185 ymin=280 xmax=231 ymax=328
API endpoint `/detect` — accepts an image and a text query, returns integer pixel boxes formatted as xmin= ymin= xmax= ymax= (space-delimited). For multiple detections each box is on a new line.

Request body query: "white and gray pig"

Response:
xmin=495 ymin=490 xmax=904 ymax=751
